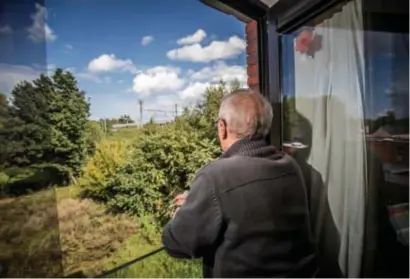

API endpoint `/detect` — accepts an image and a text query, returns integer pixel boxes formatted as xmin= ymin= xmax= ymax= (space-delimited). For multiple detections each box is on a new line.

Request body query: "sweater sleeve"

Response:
xmin=162 ymin=173 xmax=222 ymax=259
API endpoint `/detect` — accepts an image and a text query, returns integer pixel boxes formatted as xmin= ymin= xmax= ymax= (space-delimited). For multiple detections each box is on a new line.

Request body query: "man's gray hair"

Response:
xmin=218 ymin=88 xmax=273 ymax=138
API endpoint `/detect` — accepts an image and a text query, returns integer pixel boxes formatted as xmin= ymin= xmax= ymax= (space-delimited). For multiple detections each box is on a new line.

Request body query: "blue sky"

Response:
xmin=0 ymin=0 xmax=247 ymax=122
xmin=0 ymin=0 xmax=407 ymax=123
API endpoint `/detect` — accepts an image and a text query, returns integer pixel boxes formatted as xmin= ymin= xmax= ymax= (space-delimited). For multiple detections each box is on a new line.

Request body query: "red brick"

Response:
xmin=246 ymin=41 xmax=258 ymax=53
xmin=246 ymin=28 xmax=258 ymax=41
xmin=247 ymin=53 xmax=258 ymax=65
xmin=247 ymin=69 xmax=258 ymax=79
xmin=246 ymin=21 xmax=257 ymax=33
xmin=248 ymin=64 xmax=258 ymax=74
xmin=248 ymin=71 xmax=259 ymax=79
xmin=245 ymin=20 xmax=259 ymax=90
xmin=246 ymin=38 xmax=258 ymax=47
xmin=248 ymin=76 xmax=259 ymax=86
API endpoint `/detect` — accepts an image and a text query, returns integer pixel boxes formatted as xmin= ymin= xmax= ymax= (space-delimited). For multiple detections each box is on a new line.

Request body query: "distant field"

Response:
xmin=106 ymin=127 xmax=144 ymax=140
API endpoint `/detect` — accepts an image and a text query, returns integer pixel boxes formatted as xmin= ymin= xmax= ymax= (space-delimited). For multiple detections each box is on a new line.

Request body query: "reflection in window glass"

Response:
xmin=0 ymin=0 xmax=246 ymax=277
xmin=281 ymin=0 xmax=408 ymax=277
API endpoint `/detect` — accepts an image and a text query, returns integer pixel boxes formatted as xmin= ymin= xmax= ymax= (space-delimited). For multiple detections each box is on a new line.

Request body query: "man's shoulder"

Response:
xmin=198 ymin=153 xmax=302 ymax=184
xmin=198 ymin=156 xmax=245 ymax=176
xmin=193 ymin=154 xmax=304 ymax=201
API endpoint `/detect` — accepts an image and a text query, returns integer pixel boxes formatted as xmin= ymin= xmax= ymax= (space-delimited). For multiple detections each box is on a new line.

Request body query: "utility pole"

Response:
xmin=139 ymin=99 xmax=143 ymax=125
xmin=100 ymin=119 xmax=107 ymax=133
xmin=174 ymin=104 xmax=178 ymax=120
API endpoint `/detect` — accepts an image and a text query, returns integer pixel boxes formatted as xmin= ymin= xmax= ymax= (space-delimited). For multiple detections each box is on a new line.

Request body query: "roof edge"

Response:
xmin=200 ymin=0 xmax=267 ymax=22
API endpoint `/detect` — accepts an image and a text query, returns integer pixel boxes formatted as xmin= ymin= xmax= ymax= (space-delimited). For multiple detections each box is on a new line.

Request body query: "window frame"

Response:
xmin=259 ymin=0 xmax=346 ymax=148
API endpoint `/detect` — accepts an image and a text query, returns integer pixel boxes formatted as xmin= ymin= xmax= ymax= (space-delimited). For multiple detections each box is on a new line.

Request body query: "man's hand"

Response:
xmin=172 ymin=191 xmax=188 ymax=218
xmin=174 ymin=192 xmax=188 ymax=206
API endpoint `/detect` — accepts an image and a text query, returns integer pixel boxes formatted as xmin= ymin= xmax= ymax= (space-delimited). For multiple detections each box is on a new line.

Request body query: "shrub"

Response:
xmin=85 ymin=121 xmax=105 ymax=155
xmin=179 ymin=80 xmax=236 ymax=141
xmin=79 ymin=140 xmax=129 ymax=201
xmin=104 ymin=123 xmax=220 ymax=229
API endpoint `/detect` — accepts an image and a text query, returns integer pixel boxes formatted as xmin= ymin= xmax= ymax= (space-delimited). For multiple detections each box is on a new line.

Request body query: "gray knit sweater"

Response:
xmin=162 ymin=137 xmax=319 ymax=278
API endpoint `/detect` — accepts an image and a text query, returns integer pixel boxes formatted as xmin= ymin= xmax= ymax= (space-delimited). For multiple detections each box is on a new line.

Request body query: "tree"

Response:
xmin=119 ymin=115 xmax=134 ymax=124
xmin=0 ymin=93 xmax=8 ymax=130
xmin=85 ymin=120 xmax=105 ymax=156
xmin=180 ymin=80 xmax=232 ymax=141
xmin=0 ymin=68 xmax=90 ymax=184
xmin=0 ymin=78 xmax=51 ymax=167
xmin=47 ymin=69 xmax=90 ymax=177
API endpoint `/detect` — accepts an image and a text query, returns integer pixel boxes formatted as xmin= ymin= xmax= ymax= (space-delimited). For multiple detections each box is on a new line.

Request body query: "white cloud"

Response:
xmin=141 ymin=35 xmax=154 ymax=46
xmin=0 ymin=25 xmax=13 ymax=35
xmin=88 ymin=54 xmax=136 ymax=73
xmin=65 ymin=44 xmax=73 ymax=50
xmin=167 ymin=35 xmax=245 ymax=62
xmin=179 ymin=82 xmax=210 ymax=100
xmin=27 ymin=3 xmax=57 ymax=43
xmin=132 ymin=66 xmax=185 ymax=96
xmin=89 ymin=62 xmax=247 ymax=123
xmin=189 ymin=61 xmax=247 ymax=84
xmin=177 ymin=29 xmax=206 ymax=45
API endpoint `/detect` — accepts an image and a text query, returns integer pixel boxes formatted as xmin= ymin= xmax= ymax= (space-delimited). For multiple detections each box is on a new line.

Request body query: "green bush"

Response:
xmin=85 ymin=121 xmax=105 ymax=155
xmin=78 ymin=81 xmax=241 ymax=232
xmin=79 ymin=140 xmax=129 ymax=201
xmin=105 ymin=123 xmax=220 ymax=229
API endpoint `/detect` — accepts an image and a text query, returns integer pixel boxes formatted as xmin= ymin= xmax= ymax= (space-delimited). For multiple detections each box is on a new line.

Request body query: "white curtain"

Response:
xmin=292 ymin=0 xmax=367 ymax=277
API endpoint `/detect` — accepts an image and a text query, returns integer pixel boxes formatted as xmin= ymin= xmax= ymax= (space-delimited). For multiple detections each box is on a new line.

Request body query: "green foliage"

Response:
xmin=85 ymin=121 xmax=105 ymax=155
xmin=118 ymin=114 xmax=135 ymax=124
xmin=105 ymin=123 xmax=220 ymax=228
xmin=0 ymin=93 xmax=8 ymax=130
xmin=79 ymin=140 xmax=129 ymax=201
xmin=2 ymin=164 xmax=65 ymax=195
xmin=90 ymin=232 xmax=201 ymax=278
xmin=0 ymin=172 xmax=9 ymax=195
xmin=79 ymin=80 xmax=237 ymax=233
xmin=0 ymin=68 xmax=90 ymax=190
xmin=179 ymin=80 xmax=234 ymax=141
xmin=109 ymin=250 xmax=202 ymax=278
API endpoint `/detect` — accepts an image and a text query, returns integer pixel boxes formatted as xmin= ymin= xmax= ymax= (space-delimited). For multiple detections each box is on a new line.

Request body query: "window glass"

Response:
xmin=0 ymin=0 xmax=246 ymax=277
xmin=281 ymin=0 xmax=409 ymax=277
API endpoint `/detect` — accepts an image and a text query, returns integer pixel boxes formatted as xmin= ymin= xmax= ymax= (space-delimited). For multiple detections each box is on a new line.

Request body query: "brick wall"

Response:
xmin=245 ymin=20 xmax=259 ymax=92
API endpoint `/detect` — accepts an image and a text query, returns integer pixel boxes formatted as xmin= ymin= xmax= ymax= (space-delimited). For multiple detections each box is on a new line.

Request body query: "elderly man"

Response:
xmin=162 ymin=89 xmax=318 ymax=278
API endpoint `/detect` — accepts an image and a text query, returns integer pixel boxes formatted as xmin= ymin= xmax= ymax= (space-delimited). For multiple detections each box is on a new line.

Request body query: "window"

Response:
xmin=280 ymin=0 xmax=409 ymax=277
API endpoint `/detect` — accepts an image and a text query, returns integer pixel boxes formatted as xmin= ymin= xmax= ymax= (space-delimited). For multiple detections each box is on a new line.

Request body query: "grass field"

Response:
xmin=0 ymin=186 xmax=201 ymax=278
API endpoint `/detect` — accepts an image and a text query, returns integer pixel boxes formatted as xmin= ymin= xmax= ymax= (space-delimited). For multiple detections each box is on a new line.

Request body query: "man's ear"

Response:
xmin=218 ymin=119 xmax=228 ymax=140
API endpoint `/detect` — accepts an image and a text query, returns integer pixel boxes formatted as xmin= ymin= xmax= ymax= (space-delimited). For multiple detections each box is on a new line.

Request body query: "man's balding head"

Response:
xmin=217 ymin=89 xmax=273 ymax=151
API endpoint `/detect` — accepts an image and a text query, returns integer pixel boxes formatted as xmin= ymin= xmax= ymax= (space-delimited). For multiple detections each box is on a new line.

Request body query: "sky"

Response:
xmin=0 ymin=0 xmax=407 ymax=123
xmin=0 ymin=0 xmax=247 ymax=122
